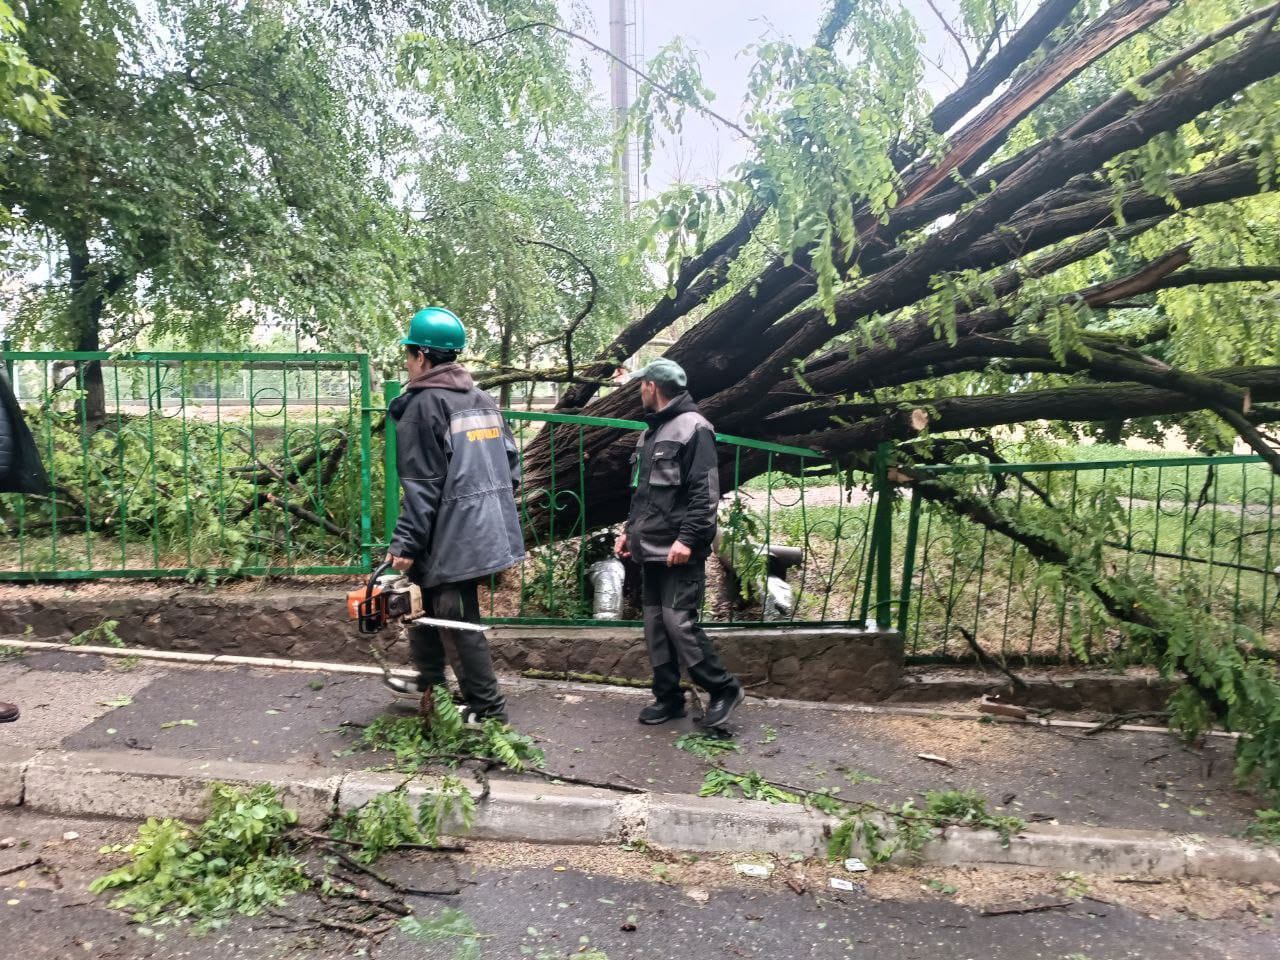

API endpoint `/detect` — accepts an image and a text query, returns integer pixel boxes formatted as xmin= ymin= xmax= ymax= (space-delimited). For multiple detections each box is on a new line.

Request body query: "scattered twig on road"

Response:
xmin=0 ymin=858 xmax=42 ymax=877
xmin=301 ymin=865 xmax=411 ymax=917
xmin=441 ymin=754 xmax=648 ymax=794
xmin=302 ymin=830 xmax=466 ymax=855
xmin=980 ymin=899 xmax=1073 ymax=916
xmin=309 ymin=915 xmax=397 ymax=938
xmin=324 ymin=845 xmax=462 ymax=897
xmin=1083 ymin=711 xmax=1171 ymax=736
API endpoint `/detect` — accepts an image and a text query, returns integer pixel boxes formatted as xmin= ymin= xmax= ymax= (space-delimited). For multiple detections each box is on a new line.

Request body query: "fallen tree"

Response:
xmin=492 ymin=0 xmax=1280 ymax=529
xmin=444 ymin=0 xmax=1280 ymax=797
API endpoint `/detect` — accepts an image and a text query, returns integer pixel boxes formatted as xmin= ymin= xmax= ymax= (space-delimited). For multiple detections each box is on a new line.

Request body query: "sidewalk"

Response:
xmin=1 ymin=642 xmax=1276 ymax=881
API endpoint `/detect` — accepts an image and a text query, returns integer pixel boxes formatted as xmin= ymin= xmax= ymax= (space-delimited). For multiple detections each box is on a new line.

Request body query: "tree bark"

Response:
xmin=514 ymin=3 xmax=1280 ymax=536
xmin=498 ymin=319 xmax=514 ymax=410
xmin=64 ymin=231 xmax=108 ymax=429
xmin=768 ymin=366 xmax=1280 ymax=449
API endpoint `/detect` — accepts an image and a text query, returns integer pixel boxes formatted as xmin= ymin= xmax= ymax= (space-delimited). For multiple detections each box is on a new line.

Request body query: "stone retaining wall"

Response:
xmin=1 ymin=586 xmax=1184 ymax=710
xmin=0 ymin=587 xmax=903 ymax=702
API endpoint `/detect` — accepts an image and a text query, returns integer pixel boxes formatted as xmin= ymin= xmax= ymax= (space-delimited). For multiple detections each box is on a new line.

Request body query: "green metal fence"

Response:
xmin=900 ymin=454 xmax=1280 ymax=662
xmin=8 ymin=349 xmax=1274 ymax=654
xmin=381 ymin=392 xmax=893 ymax=628
xmin=0 ymin=351 xmax=373 ymax=579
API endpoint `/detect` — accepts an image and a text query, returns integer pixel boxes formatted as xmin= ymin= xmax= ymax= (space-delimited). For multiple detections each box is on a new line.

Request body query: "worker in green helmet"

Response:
xmin=383 ymin=307 xmax=525 ymax=722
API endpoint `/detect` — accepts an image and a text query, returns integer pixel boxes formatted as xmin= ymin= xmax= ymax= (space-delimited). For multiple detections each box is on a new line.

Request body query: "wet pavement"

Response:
xmin=1 ymin=648 xmax=1262 ymax=835
xmin=1 ymin=809 xmax=1277 ymax=960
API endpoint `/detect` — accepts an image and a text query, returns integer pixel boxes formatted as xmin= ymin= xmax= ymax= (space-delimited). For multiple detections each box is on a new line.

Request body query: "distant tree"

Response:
xmin=1 ymin=0 xmax=414 ymax=423
xmin=398 ymin=5 xmax=651 ymax=403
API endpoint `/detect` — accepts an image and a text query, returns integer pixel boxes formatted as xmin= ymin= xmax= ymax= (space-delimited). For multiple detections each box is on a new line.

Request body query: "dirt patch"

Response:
xmin=841 ymin=712 xmax=1028 ymax=765
xmin=861 ymin=865 xmax=1278 ymax=923
xmin=457 ymin=839 xmax=1279 ymax=928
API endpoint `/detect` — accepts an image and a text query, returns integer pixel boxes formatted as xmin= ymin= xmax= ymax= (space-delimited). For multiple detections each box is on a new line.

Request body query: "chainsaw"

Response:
xmin=347 ymin=560 xmax=491 ymax=634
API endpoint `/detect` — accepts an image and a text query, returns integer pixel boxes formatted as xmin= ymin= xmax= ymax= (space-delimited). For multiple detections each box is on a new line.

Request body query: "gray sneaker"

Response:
xmin=382 ymin=676 xmax=425 ymax=701
xmin=703 ymin=684 xmax=745 ymax=728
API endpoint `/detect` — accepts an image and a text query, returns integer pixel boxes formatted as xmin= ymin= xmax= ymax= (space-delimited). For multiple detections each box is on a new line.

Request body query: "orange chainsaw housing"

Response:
xmin=347 ymin=582 xmax=383 ymax=621
xmin=347 ymin=569 xmax=422 ymax=634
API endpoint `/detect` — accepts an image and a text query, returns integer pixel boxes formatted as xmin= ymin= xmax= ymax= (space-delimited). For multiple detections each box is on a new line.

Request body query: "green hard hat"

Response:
xmin=401 ymin=306 xmax=466 ymax=351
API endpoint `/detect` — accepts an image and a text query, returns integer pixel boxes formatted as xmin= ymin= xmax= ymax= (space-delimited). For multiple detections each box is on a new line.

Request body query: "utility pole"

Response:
xmin=609 ymin=0 xmax=633 ymax=209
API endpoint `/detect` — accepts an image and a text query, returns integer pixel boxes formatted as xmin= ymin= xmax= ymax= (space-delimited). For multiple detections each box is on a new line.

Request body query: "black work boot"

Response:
xmin=638 ymin=700 xmax=687 ymax=725
xmin=703 ymin=684 xmax=745 ymax=728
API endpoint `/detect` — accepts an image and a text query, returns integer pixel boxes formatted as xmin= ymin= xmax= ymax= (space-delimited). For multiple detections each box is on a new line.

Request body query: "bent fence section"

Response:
xmin=902 ymin=456 xmax=1280 ymax=661
xmin=382 ymin=389 xmax=894 ymax=630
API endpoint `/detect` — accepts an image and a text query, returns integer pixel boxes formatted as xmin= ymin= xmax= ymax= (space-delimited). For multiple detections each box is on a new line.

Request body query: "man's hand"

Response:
xmin=385 ymin=551 xmax=414 ymax=573
xmin=614 ymin=533 xmax=630 ymax=559
xmin=666 ymin=541 xmax=692 ymax=567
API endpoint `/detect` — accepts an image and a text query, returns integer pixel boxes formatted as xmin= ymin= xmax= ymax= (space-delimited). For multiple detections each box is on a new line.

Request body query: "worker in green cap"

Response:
xmin=615 ymin=358 xmax=744 ymax=729
xmin=383 ymin=306 xmax=525 ymax=722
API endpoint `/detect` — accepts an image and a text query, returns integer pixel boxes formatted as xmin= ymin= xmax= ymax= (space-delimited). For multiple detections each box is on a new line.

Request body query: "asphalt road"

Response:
xmin=2 ymin=809 xmax=1276 ymax=960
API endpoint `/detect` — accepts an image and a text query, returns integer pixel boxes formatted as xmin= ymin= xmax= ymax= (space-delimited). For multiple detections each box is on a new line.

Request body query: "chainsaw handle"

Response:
xmin=367 ymin=559 xmax=392 ymax=603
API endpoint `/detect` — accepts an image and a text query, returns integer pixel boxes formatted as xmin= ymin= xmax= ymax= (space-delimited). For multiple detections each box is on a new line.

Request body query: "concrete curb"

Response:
xmin=2 ymin=748 xmax=1276 ymax=882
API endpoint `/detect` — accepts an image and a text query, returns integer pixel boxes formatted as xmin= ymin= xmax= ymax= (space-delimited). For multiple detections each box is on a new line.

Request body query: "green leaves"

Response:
xmin=90 ymin=783 xmax=306 ymax=929
xmin=1245 ymin=809 xmax=1280 ymax=845
xmin=5 ymin=0 xmax=415 ymax=358
xmin=332 ymin=789 xmax=424 ymax=863
xmin=737 ymin=5 xmax=929 ymax=316
xmin=0 ymin=0 xmax=62 ymax=136
xmin=826 ymin=789 xmax=1024 ymax=866
xmin=355 ymin=688 xmax=545 ymax=773
xmin=674 ymin=732 xmax=742 ymax=761
xmin=698 ymin=768 xmax=802 ymax=804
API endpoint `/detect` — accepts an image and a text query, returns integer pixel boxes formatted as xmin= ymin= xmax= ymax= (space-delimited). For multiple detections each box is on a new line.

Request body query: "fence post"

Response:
xmin=358 ymin=357 xmax=373 ymax=572
xmin=382 ymin=379 xmax=400 ymax=550
xmin=870 ymin=442 xmax=895 ymax=628
xmin=897 ymin=487 xmax=922 ymax=635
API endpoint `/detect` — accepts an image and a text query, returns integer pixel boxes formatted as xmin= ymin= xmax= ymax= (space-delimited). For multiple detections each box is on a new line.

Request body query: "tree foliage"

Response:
xmin=3 ymin=0 xmax=414 ymax=366
xmin=434 ymin=0 xmax=1280 ymax=794
xmin=398 ymin=5 xmax=651 ymax=394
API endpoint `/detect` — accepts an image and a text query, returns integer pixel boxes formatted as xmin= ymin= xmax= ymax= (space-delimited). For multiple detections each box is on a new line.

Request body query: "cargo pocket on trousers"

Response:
xmin=671 ymin=574 xmax=705 ymax=613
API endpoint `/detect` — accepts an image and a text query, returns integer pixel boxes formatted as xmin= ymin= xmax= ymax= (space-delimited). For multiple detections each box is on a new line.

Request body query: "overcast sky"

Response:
xmin=561 ymin=0 xmax=965 ymax=196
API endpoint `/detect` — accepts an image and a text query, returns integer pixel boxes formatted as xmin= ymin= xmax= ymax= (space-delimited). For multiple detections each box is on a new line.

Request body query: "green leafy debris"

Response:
xmin=90 ymin=783 xmax=306 ymax=929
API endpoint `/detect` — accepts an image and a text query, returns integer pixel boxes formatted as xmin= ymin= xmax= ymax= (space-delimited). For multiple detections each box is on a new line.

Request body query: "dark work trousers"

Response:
xmin=406 ymin=579 xmax=507 ymax=721
xmin=642 ymin=560 xmax=737 ymax=707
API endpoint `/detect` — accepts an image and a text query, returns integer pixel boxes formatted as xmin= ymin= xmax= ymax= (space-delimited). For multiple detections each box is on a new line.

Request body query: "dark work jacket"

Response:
xmin=625 ymin=391 xmax=719 ymax=563
xmin=0 ymin=369 xmax=50 ymax=495
xmin=387 ymin=363 xmax=525 ymax=588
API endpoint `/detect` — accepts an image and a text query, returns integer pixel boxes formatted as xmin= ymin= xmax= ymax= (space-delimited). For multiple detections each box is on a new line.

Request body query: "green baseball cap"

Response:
xmin=635 ymin=358 xmax=687 ymax=391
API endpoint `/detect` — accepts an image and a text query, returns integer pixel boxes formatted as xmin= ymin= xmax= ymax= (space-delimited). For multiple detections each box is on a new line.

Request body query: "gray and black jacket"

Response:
xmin=625 ymin=391 xmax=719 ymax=563
xmin=387 ymin=363 xmax=525 ymax=588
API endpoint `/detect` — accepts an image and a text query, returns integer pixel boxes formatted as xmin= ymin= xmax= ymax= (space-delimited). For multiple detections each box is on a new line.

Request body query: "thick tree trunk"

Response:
xmin=498 ymin=320 xmax=514 ymax=410
xmin=65 ymin=232 xmax=107 ymax=429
